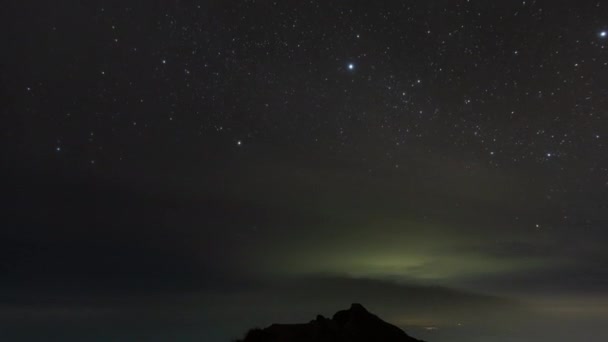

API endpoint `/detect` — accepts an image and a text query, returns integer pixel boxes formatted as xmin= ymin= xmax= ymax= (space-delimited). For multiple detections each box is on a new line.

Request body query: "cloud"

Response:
xmin=0 ymin=273 xmax=525 ymax=342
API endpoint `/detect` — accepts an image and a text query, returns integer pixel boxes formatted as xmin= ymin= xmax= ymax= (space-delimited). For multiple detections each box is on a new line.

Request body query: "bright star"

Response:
xmin=600 ymin=31 xmax=607 ymax=38
xmin=237 ymin=140 xmax=242 ymax=146
xmin=348 ymin=63 xmax=354 ymax=70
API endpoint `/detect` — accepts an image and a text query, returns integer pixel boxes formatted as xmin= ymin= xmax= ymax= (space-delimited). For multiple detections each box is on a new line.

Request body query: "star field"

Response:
xmin=19 ymin=6 xmax=608 ymax=159
xmin=13 ymin=1 xmax=608 ymax=229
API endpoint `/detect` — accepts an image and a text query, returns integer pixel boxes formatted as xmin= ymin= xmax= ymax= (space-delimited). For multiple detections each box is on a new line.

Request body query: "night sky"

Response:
xmin=3 ymin=1 xmax=608 ymax=341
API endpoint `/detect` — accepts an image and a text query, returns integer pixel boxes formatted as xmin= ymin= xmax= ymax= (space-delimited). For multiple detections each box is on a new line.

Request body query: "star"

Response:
xmin=237 ymin=140 xmax=242 ymax=146
xmin=347 ymin=63 xmax=355 ymax=70
xmin=600 ymin=31 xmax=607 ymax=37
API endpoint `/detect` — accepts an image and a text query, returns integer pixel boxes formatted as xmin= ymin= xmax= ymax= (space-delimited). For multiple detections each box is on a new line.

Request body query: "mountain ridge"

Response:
xmin=236 ymin=303 xmax=425 ymax=342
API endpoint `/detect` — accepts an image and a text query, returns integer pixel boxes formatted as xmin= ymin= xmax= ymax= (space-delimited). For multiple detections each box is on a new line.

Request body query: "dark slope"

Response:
xmin=237 ymin=303 xmax=425 ymax=342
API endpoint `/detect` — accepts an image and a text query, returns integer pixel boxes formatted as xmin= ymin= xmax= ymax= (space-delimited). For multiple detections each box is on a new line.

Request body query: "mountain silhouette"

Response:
xmin=235 ymin=303 xmax=425 ymax=342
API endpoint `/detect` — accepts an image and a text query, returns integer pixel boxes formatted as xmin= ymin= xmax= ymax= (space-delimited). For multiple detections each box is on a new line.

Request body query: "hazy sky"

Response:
xmin=3 ymin=1 xmax=608 ymax=341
